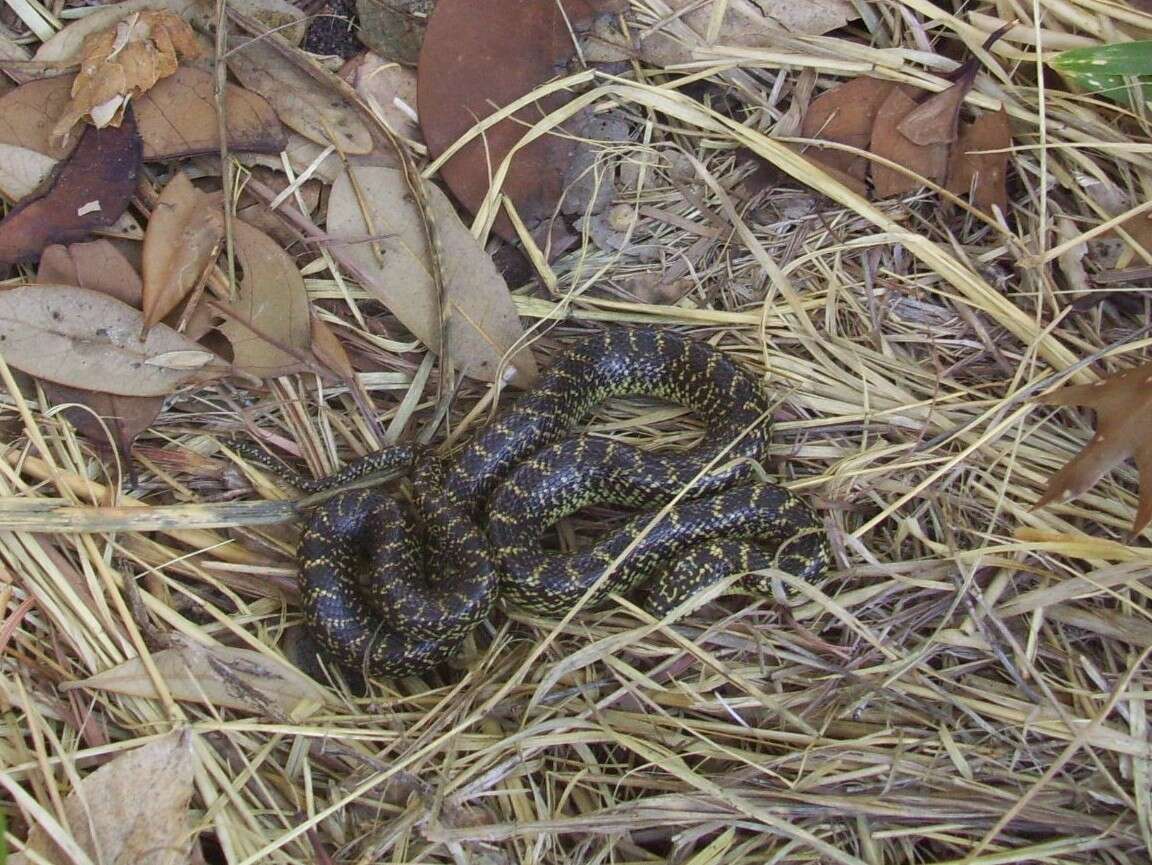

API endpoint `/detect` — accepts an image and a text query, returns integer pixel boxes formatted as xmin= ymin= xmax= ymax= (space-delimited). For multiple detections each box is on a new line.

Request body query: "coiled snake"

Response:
xmin=262 ymin=328 xmax=830 ymax=678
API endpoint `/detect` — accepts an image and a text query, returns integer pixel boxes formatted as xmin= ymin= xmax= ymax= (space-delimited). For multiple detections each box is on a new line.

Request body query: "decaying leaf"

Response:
xmin=0 ymin=284 xmax=229 ymax=396
xmin=68 ymin=638 xmax=328 ymax=715
xmin=39 ymin=239 xmax=144 ymax=307
xmin=870 ymin=86 xmax=950 ymax=198
xmin=418 ymin=0 xmax=623 ymax=243
xmin=53 ymin=11 xmax=201 ymax=142
xmin=142 ymin=172 xmax=224 ymax=327
xmin=217 ymin=220 xmax=313 ymax=378
xmin=34 ymin=241 xmax=167 ymax=455
xmin=896 ymin=61 xmax=978 ymax=146
xmin=0 ymin=143 xmax=57 ymax=201
xmin=1035 ymin=362 xmax=1152 ymax=533
xmin=135 ymin=66 xmax=287 ymax=159
xmin=800 ymin=76 xmax=894 ymax=180
xmin=226 ymin=34 xmax=373 ymax=154
xmin=0 ymin=110 xmax=142 ymax=265
xmin=356 ymin=0 xmax=429 ymax=65
xmin=0 ymin=70 xmax=286 ymax=161
xmin=32 ymin=0 xmax=304 ymax=65
xmin=310 ymin=316 xmax=357 ymax=384
xmin=635 ymin=0 xmax=857 ymax=66
xmin=0 ymin=75 xmax=77 ymax=160
xmin=945 ymin=108 xmax=1012 ymax=213
xmin=327 ymin=165 xmax=538 ymax=385
xmin=343 ymin=52 xmax=421 ymax=141
xmin=12 ymin=730 xmax=195 ymax=865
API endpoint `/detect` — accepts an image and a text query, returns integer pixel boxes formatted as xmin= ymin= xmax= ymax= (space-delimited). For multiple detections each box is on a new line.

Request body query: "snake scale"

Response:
xmin=268 ymin=327 xmax=830 ymax=678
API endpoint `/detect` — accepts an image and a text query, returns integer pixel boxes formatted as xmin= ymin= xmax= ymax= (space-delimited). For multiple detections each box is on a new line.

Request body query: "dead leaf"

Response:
xmin=36 ymin=241 xmax=167 ymax=454
xmin=136 ymin=66 xmax=287 ymax=159
xmin=142 ymin=172 xmax=224 ymax=327
xmin=343 ymin=52 xmax=421 ymax=141
xmin=53 ymin=11 xmax=201 ymax=142
xmin=870 ymin=86 xmax=950 ymax=198
xmin=636 ymin=0 xmax=856 ymax=66
xmin=418 ymin=0 xmax=623 ymax=243
xmin=33 ymin=0 xmax=199 ymax=65
xmin=310 ymin=316 xmax=357 ymax=383
xmin=1035 ymin=362 xmax=1152 ymax=533
xmin=897 ymin=62 xmax=979 ymax=146
xmin=800 ymin=76 xmax=894 ymax=181
xmin=226 ymin=34 xmax=373 ymax=154
xmin=33 ymin=0 xmax=304 ymax=65
xmin=39 ymin=239 xmax=144 ymax=307
xmin=356 ymin=0 xmax=429 ymax=65
xmin=0 ymin=70 xmax=286 ymax=161
xmin=327 ymin=165 xmax=538 ymax=385
xmin=13 ymin=730 xmax=195 ymax=865
xmin=0 ymin=76 xmax=77 ymax=160
xmin=0 ymin=109 xmax=142 ymax=266
xmin=68 ymin=638 xmax=328 ymax=715
xmin=0 ymin=143 xmax=57 ymax=201
xmin=945 ymin=108 xmax=1012 ymax=213
xmin=217 ymin=220 xmax=312 ymax=378
xmin=0 ymin=284 xmax=229 ymax=396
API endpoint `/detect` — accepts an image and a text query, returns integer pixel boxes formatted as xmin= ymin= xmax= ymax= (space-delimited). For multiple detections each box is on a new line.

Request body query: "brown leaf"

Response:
xmin=343 ymin=52 xmax=421 ymax=142
xmin=53 ymin=11 xmax=201 ymax=142
xmin=327 ymin=165 xmax=538 ymax=386
xmin=355 ymin=0 xmax=428 ymax=65
xmin=800 ymin=76 xmax=894 ymax=181
xmin=33 ymin=0 xmax=304 ymax=65
xmin=35 ymin=241 xmax=166 ymax=452
xmin=945 ymin=108 xmax=1012 ymax=213
xmin=68 ymin=638 xmax=328 ymax=715
xmin=0 ymin=75 xmax=77 ymax=160
xmin=13 ymin=730 xmax=195 ymax=865
xmin=896 ymin=82 xmax=967 ymax=146
xmin=1035 ymin=362 xmax=1152 ymax=533
xmin=417 ymin=0 xmax=617 ymax=243
xmin=0 ymin=143 xmax=57 ymax=201
xmin=136 ymin=66 xmax=287 ymax=159
xmin=217 ymin=220 xmax=312 ymax=378
xmin=0 ymin=284 xmax=229 ymax=395
xmin=0 ymin=109 xmax=142 ymax=266
xmin=142 ymin=172 xmax=224 ymax=327
xmin=226 ymin=34 xmax=373 ymax=154
xmin=636 ymin=0 xmax=857 ymax=67
xmin=310 ymin=316 xmax=357 ymax=384
xmin=870 ymin=86 xmax=950 ymax=198
xmin=0 ymin=70 xmax=286 ymax=162
xmin=39 ymin=239 xmax=143 ymax=306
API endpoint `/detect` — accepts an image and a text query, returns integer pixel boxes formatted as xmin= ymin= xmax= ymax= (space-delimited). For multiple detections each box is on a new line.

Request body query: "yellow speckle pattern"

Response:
xmin=285 ymin=328 xmax=830 ymax=677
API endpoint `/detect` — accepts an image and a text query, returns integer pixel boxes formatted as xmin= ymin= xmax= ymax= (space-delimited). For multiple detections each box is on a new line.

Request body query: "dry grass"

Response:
xmin=2 ymin=0 xmax=1152 ymax=863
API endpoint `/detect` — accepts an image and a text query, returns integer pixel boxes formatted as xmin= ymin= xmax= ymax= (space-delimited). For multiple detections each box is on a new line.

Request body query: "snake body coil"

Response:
xmin=294 ymin=328 xmax=830 ymax=677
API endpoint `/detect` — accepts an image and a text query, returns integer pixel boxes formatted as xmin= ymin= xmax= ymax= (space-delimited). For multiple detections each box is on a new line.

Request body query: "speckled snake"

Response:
xmin=264 ymin=327 xmax=830 ymax=678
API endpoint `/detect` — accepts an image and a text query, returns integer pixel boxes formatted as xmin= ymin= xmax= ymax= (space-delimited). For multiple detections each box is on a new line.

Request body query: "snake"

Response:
xmin=258 ymin=327 xmax=831 ymax=678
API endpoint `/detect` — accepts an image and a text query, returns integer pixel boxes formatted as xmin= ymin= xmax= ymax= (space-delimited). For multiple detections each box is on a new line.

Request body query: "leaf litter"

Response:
xmin=1 ymin=1 xmax=1151 ymax=864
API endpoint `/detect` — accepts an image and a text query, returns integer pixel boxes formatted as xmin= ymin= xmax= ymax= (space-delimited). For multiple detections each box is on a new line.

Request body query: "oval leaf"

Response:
xmin=0 ymin=109 xmax=142 ymax=266
xmin=217 ymin=220 xmax=312 ymax=378
xmin=142 ymin=172 xmax=224 ymax=327
xmin=327 ymin=165 xmax=537 ymax=385
xmin=0 ymin=284 xmax=230 ymax=396
xmin=68 ymin=639 xmax=328 ymax=715
xmin=15 ymin=730 xmax=195 ymax=865
xmin=226 ymin=35 xmax=372 ymax=154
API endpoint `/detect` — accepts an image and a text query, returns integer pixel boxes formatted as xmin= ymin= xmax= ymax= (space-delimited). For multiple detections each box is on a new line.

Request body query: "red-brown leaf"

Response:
xmin=945 ymin=108 xmax=1012 ymax=213
xmin=800 ymin=76 xmax=894 ymax=181
xmin=1035 ymin=362 xmax=1152 ymax=533
xmin=417 ymin=0 xmax=621 ymax=243
xmin=0 ymin=108 xmax=142 ymax=265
